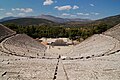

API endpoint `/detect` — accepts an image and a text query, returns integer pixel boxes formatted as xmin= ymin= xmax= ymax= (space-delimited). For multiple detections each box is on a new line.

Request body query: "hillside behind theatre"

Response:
xmin=0 ymin=14 xmax=92 ymax=23
xmin=1 ymin=18 xmax=57 ymax=26
xmin=1 ymin=14 xmax=120 ymax=27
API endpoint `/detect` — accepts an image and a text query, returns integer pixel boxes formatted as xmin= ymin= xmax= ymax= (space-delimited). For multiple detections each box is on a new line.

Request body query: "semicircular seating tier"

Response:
xmin=3 ymin=34 xmax=47 ymax=57
xmin=68 ymin=34 xmax=120 ymax=58
xmin=0 ymin=50 xmax=57 ymax=80
xmin=0 ymin=24 xmax=16 ymax=42
xmin=104 ymin=23 xmax=120 ymax=41
xmin=1 ymin=24 xmax=120 ymax=80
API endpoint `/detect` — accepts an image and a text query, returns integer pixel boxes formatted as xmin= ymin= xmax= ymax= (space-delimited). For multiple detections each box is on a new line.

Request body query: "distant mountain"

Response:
xmin=61 ymin=14 xmax=120 ymax=27
xmin=34 ymin=14 xmax=92 ymax=23
xmin=1 ymin=14 xmax=120 ymax=27
xmin=34 ymin=14 xmax=68 ymax=23
xmin=69 ymin=18 xmax=92 ymax=22
xmin=94 ymin=14 xmax=120 ymax=26
xmin=1 ymin=18 xmax=56 ymax=26
xmin=0 ymin=16 xmax=19 ymax=22
xmin=0 ymin=15 xmax=92 ymax=23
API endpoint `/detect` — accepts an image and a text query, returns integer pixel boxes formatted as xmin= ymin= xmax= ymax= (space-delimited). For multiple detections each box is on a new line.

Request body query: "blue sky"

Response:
xmin=0 ymin=0 xmax=120 ymax=20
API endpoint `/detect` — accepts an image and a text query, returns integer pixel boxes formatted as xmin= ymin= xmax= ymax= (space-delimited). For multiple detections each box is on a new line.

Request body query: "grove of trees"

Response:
xmin=4 ymin=23 xmax=112 ymax=41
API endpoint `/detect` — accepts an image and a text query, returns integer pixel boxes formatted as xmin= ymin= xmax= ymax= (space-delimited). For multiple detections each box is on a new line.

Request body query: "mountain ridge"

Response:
xmin=0 ymin=14 xmax=120 ymax=27
xmin=0 ymin=14 xmax=92 ymax=23
xmin=1 ymin=18 xmax=56 ymax=26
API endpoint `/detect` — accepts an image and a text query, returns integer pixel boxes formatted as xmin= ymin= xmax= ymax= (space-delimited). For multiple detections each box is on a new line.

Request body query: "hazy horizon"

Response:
xmin=0 ymin=0 xmax=120 ymax=20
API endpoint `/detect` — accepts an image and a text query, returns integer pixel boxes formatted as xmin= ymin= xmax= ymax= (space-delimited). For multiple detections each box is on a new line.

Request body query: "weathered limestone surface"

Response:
xmin=1 ymin=24 xmax=120 ymax=80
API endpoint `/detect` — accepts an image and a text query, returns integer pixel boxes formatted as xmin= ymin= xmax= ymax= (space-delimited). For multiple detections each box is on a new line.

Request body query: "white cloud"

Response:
xmin=94 ymin=13 xmax=99 ymax=15
xmin=5 ymin=12 xmax=13 ymax=16
xmin=43 ymin=0 xmax=53 ymax=5
xmin=54 ymin=6 xmax=58 ymax=9
xmin=18 ymin=13 xmax=25 ymax=17
xmin=77 ymin=13 xmax=90 ymax=16
xmin=12 ymin=8 xmax=33 ymax=13
xmin=61 ymin=13 xmax=77 ymax=17
xmin=0 ymin=8 xmax=5 ymax=11
xmin=90 ymin=4 xmax=95 ymax=7
xmin=91 ymin=12 xmax=100 ymax=15
xmin=22 ymin=8 xmax=33 ymax=13
xmin=73 ymin=5 xmax=79 ymax=10
xmin=62 ymin=13 xmax=70 ymax=16
xmin=12 ymin=8 xmax=15 ymax=11
xmin=70 ymin=15 xmax=77 ymax=17
xmin=55 ymin=5 xmax=72 ymax=11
